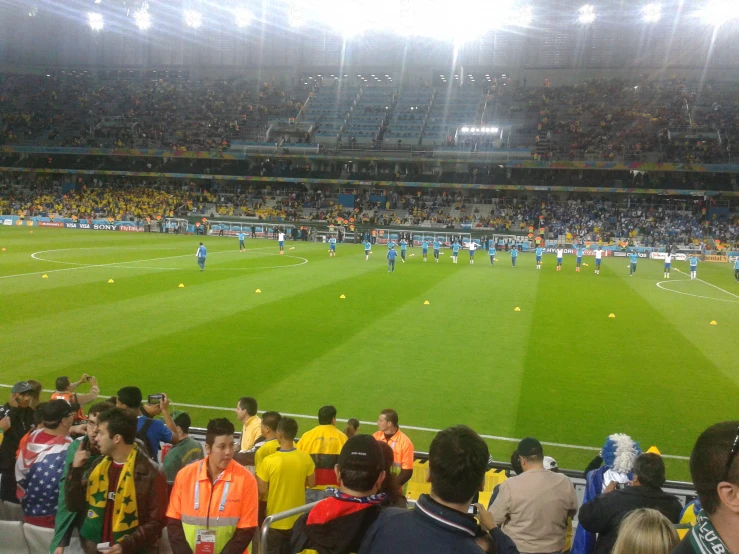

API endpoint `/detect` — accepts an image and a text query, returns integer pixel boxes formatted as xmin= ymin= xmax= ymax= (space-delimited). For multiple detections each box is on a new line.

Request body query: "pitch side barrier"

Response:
xmin=0 ymin=214 xmax=148 ymax=232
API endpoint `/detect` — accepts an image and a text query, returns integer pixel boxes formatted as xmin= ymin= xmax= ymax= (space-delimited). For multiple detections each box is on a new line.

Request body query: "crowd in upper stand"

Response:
xmin=2 ymin=73 xmax=739 ymax=162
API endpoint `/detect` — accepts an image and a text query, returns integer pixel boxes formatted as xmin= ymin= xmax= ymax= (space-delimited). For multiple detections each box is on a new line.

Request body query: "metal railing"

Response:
xmin=259 ymin=501 xmax=320 ymax=554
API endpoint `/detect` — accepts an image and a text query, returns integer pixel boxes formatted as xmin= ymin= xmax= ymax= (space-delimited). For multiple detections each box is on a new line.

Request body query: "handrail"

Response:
xmin=259 ymin=501 xmax=320 ymax=554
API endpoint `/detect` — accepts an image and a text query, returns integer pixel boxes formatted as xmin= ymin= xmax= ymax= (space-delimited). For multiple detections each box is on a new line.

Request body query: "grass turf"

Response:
xmin=1 ymin=226 xmax=738 ymax=481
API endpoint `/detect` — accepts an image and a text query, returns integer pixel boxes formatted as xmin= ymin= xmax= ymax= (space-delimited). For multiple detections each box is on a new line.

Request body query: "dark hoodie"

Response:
xmin=291 ymin=494 xmax=385 ymax=554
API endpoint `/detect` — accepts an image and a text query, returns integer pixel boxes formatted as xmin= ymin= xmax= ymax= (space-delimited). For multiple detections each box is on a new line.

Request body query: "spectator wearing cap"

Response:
xmin=578 ymin=453 xmax=681 ymax=554
xmin=671 ymin=421 xmax=739 ymax=554
xmin=51 ymin=373 xmax=100 ymax=421
xmin=372 ymin=409 xmax=414 ymax=498
xmin=359 ymin=425 xmax=519 ymax=554
xmin=0 ymin=381 xmax=36 ymax=502
xmin=298 ymin=405 xmax=348 ymax=503
xmin=291 ymin=434 xmax=389 ymax=554
xmin=490 ymin=437 xmax=578 ymax=554
xmin=116 ymin=386 xmax=179 ymax=460
xmin=15 ymin=399 xmax=75 ymax=527
xmin=162 ymin=411 xmax=204 ymax=486
xmin=51 ymin=401 xmax=110 ymax=554
xmin=257 ymin=417 xmax=315 ymax=554
xmin=236 ymin=396 xmax=262 ymax=452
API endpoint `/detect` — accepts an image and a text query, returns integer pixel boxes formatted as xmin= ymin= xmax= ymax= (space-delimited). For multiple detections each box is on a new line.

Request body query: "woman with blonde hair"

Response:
xmin=611 ymin=508 xmax=679 ymax=554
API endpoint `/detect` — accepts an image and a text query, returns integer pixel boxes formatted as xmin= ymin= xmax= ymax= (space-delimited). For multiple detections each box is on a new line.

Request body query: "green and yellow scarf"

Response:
xmin=81 ymin=444 xmax=139 ymax=545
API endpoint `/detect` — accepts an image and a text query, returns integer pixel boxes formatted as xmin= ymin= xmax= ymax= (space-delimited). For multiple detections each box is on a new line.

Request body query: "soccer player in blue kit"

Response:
xmin=387 ymin=246 xmax=398 ymax=273
xmin=452 ymin=241 xmax=460 ymax=264
xmin=195 ymin=242 xmax=206 ymax=271
xmin=511 ymin=246 xmax=518 ymax=267
xmin=400 ymin=239 xmax=408 ymax=263
xmin=433 ymin=240 xmax=441 ymax=263
xmin=329 ymin=236 xmax=337 ymax=257
xmin=363 ymin=239 xmax=372 ymax=261
xmin=535 ymin=246 xmax=544 ymax=269
xmin=688 ymin=255 xmax=699 ymax=280
xmin=489 ymin=243 xmax=496 ymax=266
xmin=422 ymin=239 xmax=429 ymax=262
xmin=575 ymin=245 xmax=585 ymax=273
xmin=238 ymin=231 xmax=246 ymax=252
xmin=629 ymin=252 xmax=638 ymax=276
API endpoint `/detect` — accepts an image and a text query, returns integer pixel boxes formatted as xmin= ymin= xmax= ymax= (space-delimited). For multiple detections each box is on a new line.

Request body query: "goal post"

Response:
xmin=374 ymin=229 xmax=472 ymax=247
xmin=163 ymin=218 xmax=189 ymax=234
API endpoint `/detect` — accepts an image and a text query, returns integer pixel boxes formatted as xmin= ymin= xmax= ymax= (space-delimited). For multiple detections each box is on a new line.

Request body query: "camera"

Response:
xmin=147 ymin=393 xmax=165 ymax=405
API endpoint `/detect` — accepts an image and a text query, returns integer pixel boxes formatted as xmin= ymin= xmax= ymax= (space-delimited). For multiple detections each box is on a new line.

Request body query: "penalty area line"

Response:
xmin=0 ymin=384 xmax=688 ymax=460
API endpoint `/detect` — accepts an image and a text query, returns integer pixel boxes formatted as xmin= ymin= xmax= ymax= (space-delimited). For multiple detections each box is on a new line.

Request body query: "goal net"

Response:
xmin=373 ymin=229 xmax=472 ymax=248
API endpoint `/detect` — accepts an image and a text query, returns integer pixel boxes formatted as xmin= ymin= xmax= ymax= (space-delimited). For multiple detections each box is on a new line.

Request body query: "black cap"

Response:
xmin=116 ymin=386 xmax=142 ymax=408
xmin=517 ymin=437 xmax=544 ymax=457
xmin=11 ymin=381 xmax=34 ymax=394
xmin=338 ymin=435 xmax=384 ymax=473
xmin=41 ymin=399 xmax=74 ymax=423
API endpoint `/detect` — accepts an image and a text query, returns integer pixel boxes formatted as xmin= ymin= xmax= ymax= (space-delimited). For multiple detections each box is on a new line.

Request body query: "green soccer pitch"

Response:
xmin=1 ymin=226 xmax=737 ymax=480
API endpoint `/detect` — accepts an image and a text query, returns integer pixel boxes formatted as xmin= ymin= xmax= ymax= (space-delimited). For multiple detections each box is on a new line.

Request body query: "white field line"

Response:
xmin=656 ymin=275 xmax=739 ymax=304
xmin=0 ymin=384 xmax=689 ymax=460
xmin=697 ymin=278 xmax=739 ymax=301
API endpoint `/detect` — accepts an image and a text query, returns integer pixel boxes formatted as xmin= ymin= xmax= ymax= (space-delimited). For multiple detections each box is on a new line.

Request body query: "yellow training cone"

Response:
xmin=108 ymin=279 xmax=114 ymax=284
xmin=646 ymin=446 xmax=661 ymax=455
xmin=710 ymin=320 xmax=717 ymax=326
xmin=255 ymin=289 xmax=261 ymax=293
xmin=609 ymin=313 xmax=616 ymax=318
xmin=514 ymin=307 xmax=521 ymax=312
xmin=42 ymin=274 xmax=48 ymax=279
xmin=340 ymin=294 xmax=346 ymax=299
xmin=178 ymin=284 xmax=185 ymax=288
xmin=424 ymin=300 xmax=430 ymax=305
xmin=1 ymin=247 xmax=5 ymax=251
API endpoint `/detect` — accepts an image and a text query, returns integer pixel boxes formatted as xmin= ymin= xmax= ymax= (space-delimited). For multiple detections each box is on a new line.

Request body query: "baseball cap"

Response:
xmin=517 ymin=437 xmax=544 ymax=457
xmin=338 ymin=435 xmax=385 ymax=474
xmin=543 ymin=456 xmax=558 ymax=471
xmin=41 ymin=399 xmax=74 ymax=423
xmin=11 ymin=381 xmax=34 ymax=394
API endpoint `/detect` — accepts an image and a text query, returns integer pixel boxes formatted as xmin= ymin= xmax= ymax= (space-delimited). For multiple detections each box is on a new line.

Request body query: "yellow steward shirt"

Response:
xmin=240 ymin=415 xmax=262 ymax=451
xmin=296 ymin=425 xmax=347 ymax=489
xmin=256 ymin=449 xmax=315 ymax=530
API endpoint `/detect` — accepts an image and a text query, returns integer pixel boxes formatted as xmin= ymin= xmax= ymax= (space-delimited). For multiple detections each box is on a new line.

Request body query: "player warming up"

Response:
xmin=489 ymin=243 xmax=497 ymax=266
xmin=329 ymin=235 xmax=337 ymax=257
xmin=278 ymin=231 xmax=285 ymax=255
xmin=452 ymin=241 xmax=460 ymax=264
xmin=688 ymin=255 xmax=699 ymax=280
xmin=629 ymin=252 xmax=638 ymax=276
xmin=387 ymin=246 xmax=398 ymax=273
xmin=238 ymin=231 xmax=246 ymax=252
xmin=363 ymin=239 xmax=372 ymax=261
xmin=535 ymin=245 xmax=544 ymax=269
xmin=468 ymin=241 xmax=477 ymax=264
xmin=575 ymin=245 xmax=584 ymax=272
xmin=195 ymin=242 xmax=206 ymax=271
xmin=400 ymin=239 xmax=408 ymax=263
xmin=433 ymin=239 xmax=440 ymax=263
xmin=734 ymin=256 xmax=739 ymax=281
xmin=594 ymin=247 xmax=603 ymax=274
xmin=663 ymin=252 xmax=672 ymax=279
xmin=422 ymin=239 xmax=429 ymax=262
xmin=511 ymin=246 xmax=518 ymax=267
xmin=556 ymin=247 xmax=564 ymax=271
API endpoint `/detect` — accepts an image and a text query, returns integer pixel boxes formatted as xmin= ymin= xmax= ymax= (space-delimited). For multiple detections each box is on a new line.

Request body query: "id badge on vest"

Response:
xmin=194 ymin=529 xmax=216 ymax=554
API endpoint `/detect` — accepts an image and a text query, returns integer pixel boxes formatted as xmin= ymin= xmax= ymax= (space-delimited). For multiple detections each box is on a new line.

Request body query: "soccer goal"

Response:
xmin=163 ymin=218 xmax=189 ymax=234
xmin=374 ymin=230 xmax=472 ymax=248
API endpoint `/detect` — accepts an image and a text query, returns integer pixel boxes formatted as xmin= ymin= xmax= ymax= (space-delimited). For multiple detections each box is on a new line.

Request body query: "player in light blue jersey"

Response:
xmin=452 ymin=241 xmax=461 ymax=264
xmin=433 ymin=240 xmax=440 ymax=263
xmin=238 ymin=232 xmax=246 ymax=252
xmin=388 ymin=240 xmax=396 ymax=251
xmin=329 ymin=236 xmax=337 ymax=257
xmin=363 ymin=240 xmax=372 ymax=261
xmin=688 ymin=255 xmax=699 ymax=280
xmin=535 ymin=246 xmax=544 ymax=269
xmin=575 ymin=245 xmax=585 ymax=273
xmin=387 ymin=246 xmax=398 ymax=273
xmin=400 ymin=239 xmax=408 ymax=263
xmin=422 ymin=240 xmax=429 ymax=262
xmin=511 ymin=246 xmax=518 ymax=267
xmin=734 ymin=256 xmax=739 ymax=281
xmin=195 ymin=242 xmax=206 ymax=271
xmin=488 ymin=243 xmax=497 ymax=266
xmin=629 ymin=252 xmax=638 ymax=276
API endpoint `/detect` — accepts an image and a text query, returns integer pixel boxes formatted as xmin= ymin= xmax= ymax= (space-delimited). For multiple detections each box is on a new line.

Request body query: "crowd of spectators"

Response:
xmin=1 ymin=379 xmax=737 ymax=554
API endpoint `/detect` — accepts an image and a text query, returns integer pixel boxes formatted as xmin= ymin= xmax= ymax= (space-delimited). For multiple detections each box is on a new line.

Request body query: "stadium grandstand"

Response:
xmin=1 ymin=1 xmax=739 ymax=554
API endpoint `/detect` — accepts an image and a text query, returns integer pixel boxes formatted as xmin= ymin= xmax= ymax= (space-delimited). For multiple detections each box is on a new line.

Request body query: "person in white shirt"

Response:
xmin=556 ymin=248 xmax=564 ymax=272
xmin=594 ymin=247 xmax=603 ymax=275
xmin=663 ymin=253 xmax=672 ymax=279
xmin=468 ymin=241 xmax=478 ymax=265
xmin=278 ymin=231 xmax=286 ymax=255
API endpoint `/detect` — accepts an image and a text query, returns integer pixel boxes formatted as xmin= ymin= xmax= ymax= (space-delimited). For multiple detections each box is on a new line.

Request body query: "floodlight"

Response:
xmin=184 ymin=10 xmax=202 ymax=28
xmin=28 ymin=5 xmax=38 ymax=17
xmin=234 ymin=8 xmax=251 ymax=28
xmin=133 ymin=8 xmax=151 ymax=30
xmin=578 ymin=4 xmax=596 ymax=24
xmin=698 ymin=1 xmax=739 ymax=26
xmin=641 ymin=3 xmax=662 ymax=22
xmin=517 ymin=5 xmax=534 ymax=25
xmin=88 ymin=12 xmax=104 ymax=30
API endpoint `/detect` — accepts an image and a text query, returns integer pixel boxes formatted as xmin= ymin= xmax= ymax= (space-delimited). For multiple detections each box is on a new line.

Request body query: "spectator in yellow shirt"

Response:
xmin=236 ymin=396 xmax=261 ymax=452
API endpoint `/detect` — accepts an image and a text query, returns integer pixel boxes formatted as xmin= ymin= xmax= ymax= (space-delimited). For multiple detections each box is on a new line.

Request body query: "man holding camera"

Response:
xmin=116 ymin=387 xmax=179 ymax=461
xmin=51 ymin=374 xmax=100 ymax=421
